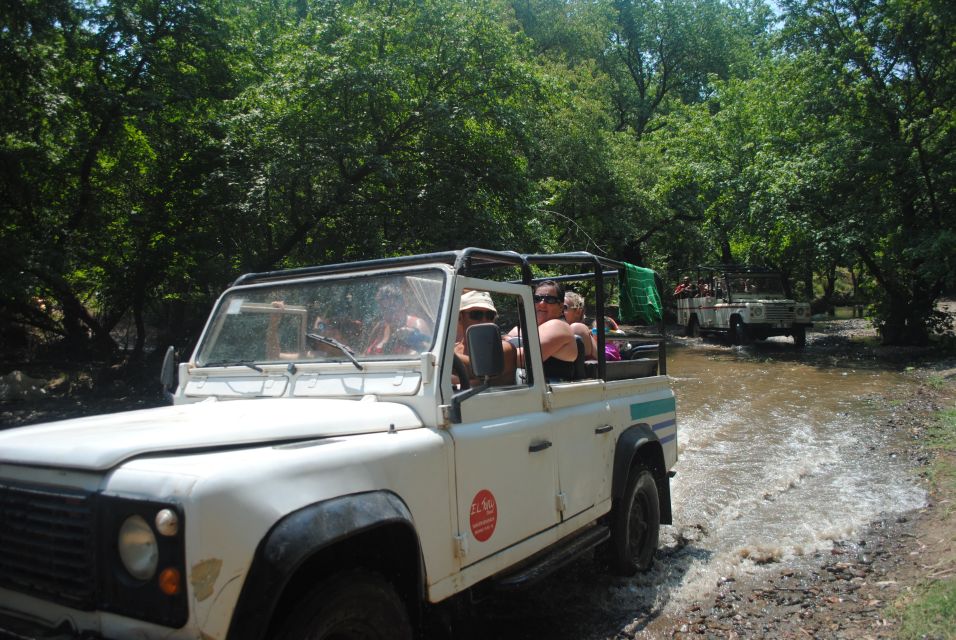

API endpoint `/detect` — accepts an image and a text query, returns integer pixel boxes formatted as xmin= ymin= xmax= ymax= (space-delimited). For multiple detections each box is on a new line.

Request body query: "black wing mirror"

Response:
xmin=466 ymin=323 xmax=504 ymax=379
xmin=160 ymin=345 xmax=177 ymax=402
xmin=449 ymin=324 xmax=504 ymax=423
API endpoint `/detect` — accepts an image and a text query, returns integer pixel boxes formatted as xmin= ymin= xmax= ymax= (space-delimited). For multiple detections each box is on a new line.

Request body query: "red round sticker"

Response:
xmin=469 ymin=489 xmax=497 ymax=542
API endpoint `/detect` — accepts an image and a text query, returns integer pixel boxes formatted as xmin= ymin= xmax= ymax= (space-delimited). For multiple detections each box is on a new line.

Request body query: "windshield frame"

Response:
xmin=724 ymin=272 xmax=786 ymax=300
xmin=192 ymin=266 xmax=449 ymax=369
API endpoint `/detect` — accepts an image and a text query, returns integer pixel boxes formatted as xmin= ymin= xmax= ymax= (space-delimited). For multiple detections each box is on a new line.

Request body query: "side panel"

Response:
xmin=547 ymin=381 xmax=611 ymax=519
xmin=698 ymin=294 xmax=719 ymax=328
xmin=606 ymin=380 xmax=678 ymax=486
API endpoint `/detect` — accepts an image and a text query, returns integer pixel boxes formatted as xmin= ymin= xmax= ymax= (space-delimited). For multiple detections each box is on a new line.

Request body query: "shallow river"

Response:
xmin=455 ymin=338 xmax=926 ymax=639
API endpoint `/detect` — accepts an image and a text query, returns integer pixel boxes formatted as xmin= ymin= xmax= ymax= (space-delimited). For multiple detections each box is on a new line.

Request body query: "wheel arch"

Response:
xmin=226 ymin=490 xmax=424 ymax=640
xmin=611 ymin=424 xmax=672 ymax=525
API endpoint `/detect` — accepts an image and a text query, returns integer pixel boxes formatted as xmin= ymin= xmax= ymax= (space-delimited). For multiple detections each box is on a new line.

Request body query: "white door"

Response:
xmin=446 ymin=281 xmax=559 ymax=565
xmin=450 ymin=386 xmax=558 ymax=565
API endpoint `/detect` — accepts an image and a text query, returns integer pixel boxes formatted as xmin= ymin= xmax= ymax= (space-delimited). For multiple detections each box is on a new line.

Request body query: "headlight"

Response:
xmin=796 ymin=306 xmax=808 ymax=317
xmin=751 ymin=306 xmax=763 ymax=318
xmin=118 ymin=515 xmax=159 ymax=580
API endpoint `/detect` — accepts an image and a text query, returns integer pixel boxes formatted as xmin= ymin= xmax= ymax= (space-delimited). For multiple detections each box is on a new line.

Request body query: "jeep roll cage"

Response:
xmin=232 ymin=248 xmax=664 ymax=380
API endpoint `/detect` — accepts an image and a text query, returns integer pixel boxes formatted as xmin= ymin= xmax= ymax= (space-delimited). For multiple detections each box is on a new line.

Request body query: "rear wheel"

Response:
xmin=685 ymin=315 xmax=699 ymax=338
xmin=275 ymin=569 xmax=412 ymax=640
xmin=607 ymin=466 xmax=660 ymax=576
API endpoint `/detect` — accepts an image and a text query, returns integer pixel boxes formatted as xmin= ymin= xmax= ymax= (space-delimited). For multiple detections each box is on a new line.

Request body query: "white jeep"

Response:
xmin=0 ymin=249 xmax=678 ymax=640
xmin=676 ymin=265 xmax=812 ymax=347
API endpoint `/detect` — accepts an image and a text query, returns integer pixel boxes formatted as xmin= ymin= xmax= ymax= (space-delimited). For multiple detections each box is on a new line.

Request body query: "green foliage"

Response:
xmin=1 ymin=0 xmax=953 ymax=360
xmin=895 ymin=410 xmax=956 ymax=639
xmin=896 ymin=577 xmax=956 ymax=640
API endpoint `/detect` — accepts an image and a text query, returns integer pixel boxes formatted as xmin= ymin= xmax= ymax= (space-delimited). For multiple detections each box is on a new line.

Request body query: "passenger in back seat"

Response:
xmin=563 ymin=291 xmax=597 ymax=360
xmin=507 ymin=281 xmax=578 ymax=381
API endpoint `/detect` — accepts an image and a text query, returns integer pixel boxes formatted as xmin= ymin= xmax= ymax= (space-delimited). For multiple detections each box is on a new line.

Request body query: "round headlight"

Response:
xmin=751 ymin=306 xmax=763 ymax=317
xmin=118 ymin=515 xmax=159 ymax=580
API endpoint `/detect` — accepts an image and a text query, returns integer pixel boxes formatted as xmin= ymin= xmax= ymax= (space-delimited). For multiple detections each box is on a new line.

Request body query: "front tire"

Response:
xmin=275 ymin=569 xmax=412 ymax=640
xmin=731 ymin=318 xmax=749 ymax=345
xmin=792 ymin=326 xmax=806 ymax=349
xmin=608 ymin=466 xmax=660 ymax=576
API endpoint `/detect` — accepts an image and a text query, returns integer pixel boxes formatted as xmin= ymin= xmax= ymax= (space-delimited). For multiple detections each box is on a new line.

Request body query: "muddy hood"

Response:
xmin=0 ymin=398 xmax=422 ymax=471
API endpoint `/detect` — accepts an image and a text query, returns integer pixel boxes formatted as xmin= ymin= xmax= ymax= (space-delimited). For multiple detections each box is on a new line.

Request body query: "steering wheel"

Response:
xmin=452 ymin=354 xmax=470 ymax=390
xmin=384 ymin=326 xmax=428 ymax=354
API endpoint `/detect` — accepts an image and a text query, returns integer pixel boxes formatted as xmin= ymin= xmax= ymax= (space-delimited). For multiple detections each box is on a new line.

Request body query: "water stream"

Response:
xmin=456 ymin=338 xmax=926 ymax=639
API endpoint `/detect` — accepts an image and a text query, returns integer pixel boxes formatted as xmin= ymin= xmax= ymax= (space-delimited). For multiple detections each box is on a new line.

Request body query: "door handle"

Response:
xmin=528 ymin=440 xmax=552 ymax=453
xmin=594 ymin=425 xmax=613 ymax=434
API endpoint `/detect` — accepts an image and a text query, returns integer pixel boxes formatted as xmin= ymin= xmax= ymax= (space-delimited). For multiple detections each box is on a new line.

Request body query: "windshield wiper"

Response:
xmin=204 ymin=360 xmax=264 ymax=372
xmin=307 ymin=333 xmax=364 ymax=371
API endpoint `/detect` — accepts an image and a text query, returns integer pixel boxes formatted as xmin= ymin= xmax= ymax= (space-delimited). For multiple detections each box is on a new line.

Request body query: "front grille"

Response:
xmin=763 ymin=306 xmax=795 ymax=322
xmin=0 ymin=482 xmax=96 ymax=609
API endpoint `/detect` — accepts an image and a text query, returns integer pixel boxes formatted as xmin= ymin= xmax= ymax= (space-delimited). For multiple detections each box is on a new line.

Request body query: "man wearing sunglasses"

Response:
xmin=454 ymin=290 xmax=516 ymax=386
xmin=507 ymin=281 xmax=579 ymax=381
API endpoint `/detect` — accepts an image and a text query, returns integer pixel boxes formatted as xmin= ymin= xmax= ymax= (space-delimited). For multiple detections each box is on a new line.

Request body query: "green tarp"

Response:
xmin=618 ymin=262 xmax=663 ymax=325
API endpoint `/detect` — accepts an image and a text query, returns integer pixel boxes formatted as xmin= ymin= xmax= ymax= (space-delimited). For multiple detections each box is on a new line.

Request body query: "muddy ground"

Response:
xmin=1 ymin=318 xmax=955 ymax=639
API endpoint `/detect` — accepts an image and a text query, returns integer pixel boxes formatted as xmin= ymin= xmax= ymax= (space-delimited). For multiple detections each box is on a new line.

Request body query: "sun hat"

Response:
xmin=459 ymin=290 xmax=497 ymax=313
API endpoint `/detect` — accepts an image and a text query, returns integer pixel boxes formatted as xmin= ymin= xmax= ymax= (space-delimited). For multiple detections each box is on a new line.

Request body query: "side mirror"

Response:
xmin=466 ymin=323 xmax=504 ymax=379
xmin=449 ymin=324 xmax=504 ymax=424
xmin=160 ymin=346 xmax=176 ymax=401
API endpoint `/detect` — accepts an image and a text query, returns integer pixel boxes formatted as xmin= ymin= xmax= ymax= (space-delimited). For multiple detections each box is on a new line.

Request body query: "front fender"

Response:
xmin=226 ymin=490 xmax=418 ymax=640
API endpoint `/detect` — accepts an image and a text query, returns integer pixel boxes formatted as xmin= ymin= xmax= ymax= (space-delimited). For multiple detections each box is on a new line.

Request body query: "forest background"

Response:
xmin=1 ymin=0 xmax=954 ymax=376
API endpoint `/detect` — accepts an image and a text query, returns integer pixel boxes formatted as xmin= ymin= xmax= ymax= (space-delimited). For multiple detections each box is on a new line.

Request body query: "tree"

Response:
xmin=215 ymin=0 xmax=545 ymax=272
xmin=779 ymin=0 xmax=956 ymax=343
xmin=0 ymin=0 xmax=237 ymax=358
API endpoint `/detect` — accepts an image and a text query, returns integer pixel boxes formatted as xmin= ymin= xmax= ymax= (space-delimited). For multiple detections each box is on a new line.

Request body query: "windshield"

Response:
xmin=725 ymin=273 xmax=785 ymax=298
xmin=195 ymin=269 xmax=445 ymax=367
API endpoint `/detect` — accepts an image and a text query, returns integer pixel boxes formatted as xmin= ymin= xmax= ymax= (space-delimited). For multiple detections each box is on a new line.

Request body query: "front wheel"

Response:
xmin=607 ymin=466 xmax=660 ymax=576
xmin=731 ymin=319 xmax=749 ymax=345
xmin=274 ymin=569 xmax=412 ymax=640
xmin=792 ymin=326 xmax=806 ymax=349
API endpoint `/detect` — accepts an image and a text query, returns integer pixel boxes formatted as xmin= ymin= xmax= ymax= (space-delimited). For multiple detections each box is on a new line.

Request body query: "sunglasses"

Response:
xmin=466 ymin=309 xmax=496 ymax=321
xmin=533 ymin=294 xmax=561 ymax=304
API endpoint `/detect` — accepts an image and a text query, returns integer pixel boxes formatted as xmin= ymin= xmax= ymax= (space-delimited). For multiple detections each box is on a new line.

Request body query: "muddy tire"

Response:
xmin=731 ymin=318 xmax=749 ymax=345
xmin=274 ymin=569 xmax=412 ymax=640
xmin=608 ymin=466 xmax=660 ymax=576
xmin=792 ymin=326 xmax=806 ymax=349
xmin=686 ymin=316 xmax=699 ymax=338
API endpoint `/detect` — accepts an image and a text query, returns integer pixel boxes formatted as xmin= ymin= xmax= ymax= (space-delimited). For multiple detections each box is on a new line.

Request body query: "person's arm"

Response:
xmin=575 ymin=323 xmax=598 ymax=358
xmin=538 ymin=319 xmax=577 ymax=362
xmin=492 ymin=340 xmax=518 ymax=385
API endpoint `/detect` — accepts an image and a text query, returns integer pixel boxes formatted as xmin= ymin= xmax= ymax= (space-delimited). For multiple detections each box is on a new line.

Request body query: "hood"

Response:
xmin=0 ymin=398 xmax=422 ymax=471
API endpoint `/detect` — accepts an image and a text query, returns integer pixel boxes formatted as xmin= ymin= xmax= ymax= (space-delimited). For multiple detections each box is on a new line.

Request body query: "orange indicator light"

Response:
xmin=159 ymin=567 xmax=181 ymax=596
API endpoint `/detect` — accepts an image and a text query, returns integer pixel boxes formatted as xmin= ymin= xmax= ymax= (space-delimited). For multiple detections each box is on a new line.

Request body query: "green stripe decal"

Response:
xmin=630 ymin=397 xmax=676 ymax=421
